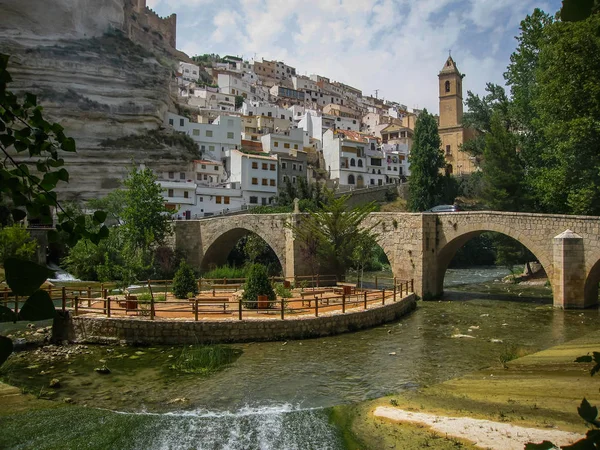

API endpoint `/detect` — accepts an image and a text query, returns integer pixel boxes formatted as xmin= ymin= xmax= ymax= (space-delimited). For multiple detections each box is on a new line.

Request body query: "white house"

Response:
xmin=322 ymin=129 xmax=386 ymax=188
xmin=165 ymin=113 xmax=241 ymax=161
xmin=188 ymin=88 xmax=236 ymax=112
xmin=240 ymin=102 xmax=294 ymax=122
xmin=260 ymin=128 xmax=304 ymax=154
xmin=179 ymin=62 xmax=200 ymax=83
xmin=228 ymin=149 xmax=278 ymax=206
xmin=218 ymin=73 xmax=268 ymax=102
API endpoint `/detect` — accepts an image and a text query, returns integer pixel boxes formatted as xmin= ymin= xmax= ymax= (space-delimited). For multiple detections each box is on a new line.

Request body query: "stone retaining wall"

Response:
xmin=61 ymin=295 xmax=416 ymax=345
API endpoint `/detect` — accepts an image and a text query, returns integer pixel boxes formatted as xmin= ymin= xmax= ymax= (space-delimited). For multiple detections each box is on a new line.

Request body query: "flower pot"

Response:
xmin=257 ymin=295 xmax=269 ymax=309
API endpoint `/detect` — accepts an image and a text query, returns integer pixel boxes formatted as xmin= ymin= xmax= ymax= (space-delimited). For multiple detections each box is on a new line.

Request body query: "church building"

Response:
xmin=438 ymin=56 xmax=477 ymax=175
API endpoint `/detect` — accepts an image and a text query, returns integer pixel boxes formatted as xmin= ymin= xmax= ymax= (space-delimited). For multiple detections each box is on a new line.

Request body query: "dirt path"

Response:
xmin=374 ymin=406 xmax=583 ymax=449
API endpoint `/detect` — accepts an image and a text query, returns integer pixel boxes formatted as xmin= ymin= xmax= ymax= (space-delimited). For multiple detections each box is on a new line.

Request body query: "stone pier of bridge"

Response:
xmin=174 ymin=211 xmax=600 ymax=309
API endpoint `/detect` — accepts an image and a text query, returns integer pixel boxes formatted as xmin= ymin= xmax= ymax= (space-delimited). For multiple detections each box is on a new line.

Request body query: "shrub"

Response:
xmin=172 ymin=261 xmax=198 ymax=299
xmin=0 ymin=225 xmax=38 ymax=265
xmin=242 ymin=264 xmax=276 ymax=309
xmin=202 ymin=265 xmax=248 ymax=280
xmin=274 ymin=283 xmax=292 ymax=298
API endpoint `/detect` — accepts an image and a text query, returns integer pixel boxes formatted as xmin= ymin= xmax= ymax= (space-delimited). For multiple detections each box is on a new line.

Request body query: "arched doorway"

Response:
xmin=357 ymin=175 xmax=365 ymax=188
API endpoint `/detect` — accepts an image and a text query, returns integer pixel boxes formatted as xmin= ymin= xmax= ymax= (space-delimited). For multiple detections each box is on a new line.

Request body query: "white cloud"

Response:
xmin=147 ymin=0 xmax=562 ymax=112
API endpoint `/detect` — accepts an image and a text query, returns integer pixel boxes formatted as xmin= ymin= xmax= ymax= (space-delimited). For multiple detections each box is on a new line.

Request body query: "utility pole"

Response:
xmin=374 ymin=89 xmax=380 ymax=99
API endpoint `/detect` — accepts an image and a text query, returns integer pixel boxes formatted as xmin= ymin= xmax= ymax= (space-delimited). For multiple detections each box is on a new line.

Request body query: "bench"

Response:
xmin=190 ymin=297 xmax=230 ymax=313
xmin=208 ymin=284 xmax=243 ymax=296
xmin=300 ymin=290 xmax=327 ymax=306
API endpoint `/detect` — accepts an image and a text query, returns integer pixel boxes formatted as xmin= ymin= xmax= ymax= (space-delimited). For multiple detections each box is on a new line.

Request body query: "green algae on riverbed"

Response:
xmin=332 ymin=331 xmax=600 ymax=448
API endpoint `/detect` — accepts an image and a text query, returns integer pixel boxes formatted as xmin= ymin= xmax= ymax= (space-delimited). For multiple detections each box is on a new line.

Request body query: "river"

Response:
xmin=1 ymin=267 xmax=599 ymax=449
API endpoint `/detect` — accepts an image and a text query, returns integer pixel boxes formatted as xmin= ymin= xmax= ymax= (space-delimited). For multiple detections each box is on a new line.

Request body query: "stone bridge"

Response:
xmin=174 ymin=211 xmax=600 ymax=309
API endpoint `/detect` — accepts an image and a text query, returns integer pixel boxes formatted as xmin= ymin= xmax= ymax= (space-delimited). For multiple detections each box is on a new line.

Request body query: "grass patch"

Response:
xmin=168 ymin=345 xmax=242 ymax=375
xmin=202 ymin=265 xmax=248 ymax=280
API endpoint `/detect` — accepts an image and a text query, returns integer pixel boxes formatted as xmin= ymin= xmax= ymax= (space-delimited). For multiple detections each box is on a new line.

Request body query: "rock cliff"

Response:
xmin=0 ymin=0 xmax=197 ymax=200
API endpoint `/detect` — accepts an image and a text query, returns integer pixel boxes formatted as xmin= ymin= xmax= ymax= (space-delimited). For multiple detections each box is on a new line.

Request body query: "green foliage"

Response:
xmin=172 ymin=261 xmax=198 ymax=299
xmin=288 ymin=194 xmax=378 ymax=280
xmin=87 ymin=190 xmax=126 ymax=225
xmin=152 ymin=246 xmax=185 ymax=280
xmin=276 ymin=177 xmax=330 ymax=211
xmin=450 ymin=233 xmax=496 ymax=267
xmin=274 ymin=283 xmax=292 ymax=299
xmin=201 ymin=265 xmax=248 ymax=280
xmin=481 ymin=114 xmax=527 ymax=211
xmin=168 ymin=345 xmax=242 ymax=375
xmin=123 ymin=166 xmax=172 ymax=250
xmin=531 ymin=14 xmax=600 ymax=215
xmin=235 ymin=95 xmax=244 ymax=109
xmin=0 ymin=53 xmax=107 ymax=246
xmin=561 ymin=0 xmax=599 ymax=22
xmin=242 ymin=264 xmax=276 ymax=309
xmin=226 ymin=234 xmax=282 ymax=276
xmin=0 ymin=224 xmax=37 ymax=265
xmin=407 ymin=109 xmax=446 ymax=212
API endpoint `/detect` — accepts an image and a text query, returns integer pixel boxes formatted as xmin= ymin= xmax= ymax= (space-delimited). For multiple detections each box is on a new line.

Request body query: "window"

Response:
xmin=180 ymin=172 xmax=185 ymax=179
xmin=337 ymin=117 xmax=341 ymax=121
xmin=199 ymin=197 xmax=203 ymax=202
xmin=378 ymin=179 xmax=383 ymax=186
xmin=292 ymin=176 xmax=297 ymax=184
xmin=445 ymin=80 xmax=451 ymax=93
xmin=252 ymin=177 xmax=258 ymax=185
xmin=201 ymin=145 xmax=206 ymax=151
xmin=446 ymin=145 xmax=451 ymax=155
xmin=283 ymin=175 xmax=288 ymax=182
xmin=206 ymin=130 xmax=213 ymax=137
xmin=249 ymin=196 xmax=258 ymax=204
xmin=168 ymin=172 xmax=174 ymax=179
xmin=399 ymin=167 xmax=403 ymax=175
xmin=370 ymin=179 xmax=375 ymax=185
xmin=169 ymin=118 xmax=173 ymax=126
xmin=224 ymin=196 xmax=230 ymax=204
xmin=284 ymin=143 xmax=290 ymax=149
xmin=168 ymin=189 xmax=173 ymax=197
xmin=293 ymin=144 xmax=298 ymax=149
xmin=192 ymin=129 xmax=199 ymax=136
xmin=184 ymin=191 xmax=189 ymax=198
xmin=350 ymin=158 xmax=356 ymax=167
xmin=358 ymin=159 xmax=363 ymax=168
xmin=197 ymin=173 xmax=201 ymax=180
xmin=262 ymin=163 xmax=268 ymax=170
xmin=201 ymin=164 xmax=206 ymax=169
xmin=268 ymin=112 xmax=272 ymax=117
xmin=348 ymin=174 xmax=355 ymax=185
xmin=270 ymin=164 xmax=276 ymax=171
xmin=216 ymin=196 xmax=222 ymax=204
xmin=393 ymin=166 xmax=397 ymax=171
xmin=262 ymin=178 xmax=268 ymax=186
xmin=209 ymin=145 xmax=215 ymax=152
xmin=262 ymin=197 xmax=267 ymax=205
xmin=353 ymin=120 xmax=357 ymax=124
xmin=203 ymin=174 xmax=208 ymax=180
xmin=299 ymin=165 xmax=303 ymax=172
xmin=281 ymin=114 xmax=285 ymax=119
xmin=282 ymin=162 xmax=287 ymax=169
xmin=252 ymin=162 xmax=258 ymax=169
xmin=274 ymin=141 xmax=279 ymax=147
xmin=270 ymin=179 xmax=275 ymax=186
xmin=179 ymin=118 xmax=184 ymax=126
xmin=225 ymin=97 xmax=230 ymax=101
xmin=227 ymin=132 xmax=234 ymax=139
xmin=292 ymin=163 xmax=297 ymax=171
xmin=214 ymin=165 xmax=219 ymax=171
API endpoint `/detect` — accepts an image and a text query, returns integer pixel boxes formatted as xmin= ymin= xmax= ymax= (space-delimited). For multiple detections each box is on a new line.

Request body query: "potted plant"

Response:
xmin=242 ymin=264 xmax=276 ymax=309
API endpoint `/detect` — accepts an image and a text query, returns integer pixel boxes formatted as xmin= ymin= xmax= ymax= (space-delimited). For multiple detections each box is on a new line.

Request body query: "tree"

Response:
xmin=172 ymin=260 xmax=198 ymax=299
xmin=235 ymin=95 xmax=244 ymax=110
xmin=242 ymin=263 xmax=276 ymax=309
xmin=288 ymin=194 xmax=378 ymax=280
xmin=531 ymin=13 xmax=600 ymax=215
xmin=407 ymin=109 xmax=446 ymax=212
xmin=0 ymin=54 xmax=107 ymax=367
xmin=351 ymin=233 xmax=380 ymax=288
xmin=0 ymin=224 xmax=37 ymax=265
xmin=462 ymin=83 xmax=511 ymax=161
xmin=481 ymin=113 xmax=526 ymax=211
xmin=122 ymin=166 xmax=171 ymax=250
xmin=87 ymin=189 xmax=126 ymax=225
xmin=561 ymin=0 xmax=599 ymax=21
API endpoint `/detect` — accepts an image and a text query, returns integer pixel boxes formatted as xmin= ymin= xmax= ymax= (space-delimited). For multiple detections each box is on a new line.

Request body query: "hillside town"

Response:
xmin=164 ymin=52 xmax=476 ymax=218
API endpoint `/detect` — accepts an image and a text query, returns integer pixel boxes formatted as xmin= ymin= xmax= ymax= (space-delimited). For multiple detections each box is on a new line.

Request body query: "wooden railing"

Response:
xmin=1 ymin=278 xmax=414 ymax=322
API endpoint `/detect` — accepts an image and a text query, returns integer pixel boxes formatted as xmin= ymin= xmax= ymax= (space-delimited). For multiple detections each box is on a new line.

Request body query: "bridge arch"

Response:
xmin=435 ymin=224 xmax=553 ymax=297
xmin=200 ymin=227 xmax=285 ymax=273
xmin=584 ymin=254 xmax=600 ymax=307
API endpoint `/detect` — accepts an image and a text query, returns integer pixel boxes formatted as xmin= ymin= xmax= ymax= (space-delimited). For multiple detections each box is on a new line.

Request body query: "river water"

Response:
xmin=2 ymin=267 xmax=599 ymax=449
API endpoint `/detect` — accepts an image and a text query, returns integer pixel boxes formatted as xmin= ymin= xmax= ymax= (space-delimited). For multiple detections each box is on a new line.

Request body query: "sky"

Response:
xmin=146 ymin=0 xmax=560 ymax=113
